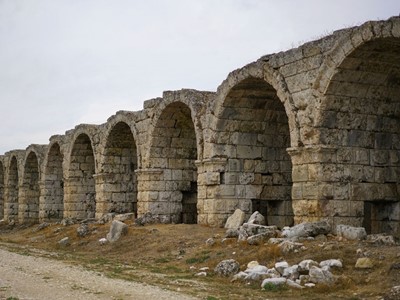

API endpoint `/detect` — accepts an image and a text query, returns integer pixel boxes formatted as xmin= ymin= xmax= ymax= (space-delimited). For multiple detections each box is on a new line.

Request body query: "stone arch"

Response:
xmin=19 ymin=151 xmax=40 ymax=223
xmin=142 ymin=101 xmax=199 ymax=223
xmin=41 ymin=142 xmax=64 ymax=221
xmin=64 ymin=133 xmax=96 ymax=219
xmin=313 ymin=19 xmax=400 ymax=236
xmin=97 ymin=121 xmax=138 ymax=216
xmin=0 ymin=161 xmax=4 ymax=219
xmin=210 ymin=61 xmax=300 ymax=148
xmin=5 ymin=156 xmax=19 ymax=222
xmin=203 ymin=62 xmax=296 ymax=227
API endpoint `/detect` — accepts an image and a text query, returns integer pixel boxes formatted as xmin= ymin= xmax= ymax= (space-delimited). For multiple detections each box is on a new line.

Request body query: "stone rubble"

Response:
xmin=212 ymin=212 xmax=398 ymax=291
xmin=335 ymin=225 xmax=367 ymax=240
xmin=106 ymin=220 xmax=128 ymax=242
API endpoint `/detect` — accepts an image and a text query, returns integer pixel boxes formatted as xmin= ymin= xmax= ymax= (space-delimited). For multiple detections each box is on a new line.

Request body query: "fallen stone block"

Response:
xmin=335 ymin=225 xmax=366 ymax=240
xmin=106 ymin=220 xmax=128 ymax=242
xmin=225 ymin=209 xmax=246 ymax=229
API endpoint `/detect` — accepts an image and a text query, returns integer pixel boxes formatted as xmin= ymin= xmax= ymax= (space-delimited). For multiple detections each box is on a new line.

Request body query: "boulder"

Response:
xmin=97 ymin=213 xmax=115 ymax=224
xmin=224 ymin=209 xmax=246 ymax=229
xmin=286 ymin=279 xmax=304 ymax=289
xmin=282 ymin=220 xmax=331 ymax=238
xmin=106 ymin=220 xmax=128 ymax=242
xmin=239 ymin=223 xmax=278 ymax=239
xmin=247 ymin=211 xmax=266 ymax=225
xmin=261 ymin=278 xmax=287 ymax=289
xmin=77 ymin=223 xmax=89 ymax=237
xmin=309 ymin=266 xmax=335 ymax=285
xmin=335 ymin=225 xmax=367 ymax=240
xmin=214 ymin=259 xmax=240 ymax=277
xmin=298 ymin=260 xmax=319 ymax=273
xmin=246 ymin=261 xmax=259 ymax=269
xmin=320 ymin=259 xmax=343 ymax=269
xmin=245 ymin=264 xmax=268 ymax=274
xmin=355 ymin=257 xmax=374 ymax=269
xmin=282 ymin=265 xmax=300 ymax=281
xmin=231 ymin=271 xmax=248 ymax=282
xmin=366 ymin=234 xmax=396 ymax=245
xmin=275 ymin=261 xmax=289 ymax=275
xmin=279 ymin=240 xmax=304 ymax=254
xmin=114 ymin=213 xmax=135 ymax=222
xmin=247 ymin=232 xmax=275 ymax=245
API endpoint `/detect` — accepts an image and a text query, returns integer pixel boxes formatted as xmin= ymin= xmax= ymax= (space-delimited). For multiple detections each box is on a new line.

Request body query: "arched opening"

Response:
xmin=320 ymin=37 xmax=400 ymax=236
xmin=0 ymin=162 xmax=4 ymax=220
xmin=20 ymin=152 xmax=40 ymax=223
xmin=42 ymin=144 xmax=64 ymax=221
xmin=67 ymin=134 xmax=96 ymax=219
xmin=149 ymin=102 xmax=198 ymax=223
xmin=216 ymin=77 xmax=293 ymax=228
xmin=102 ymin=122 xmax=138 ymax=215
xmin=6 ymin=156 xmax=19 ymax=222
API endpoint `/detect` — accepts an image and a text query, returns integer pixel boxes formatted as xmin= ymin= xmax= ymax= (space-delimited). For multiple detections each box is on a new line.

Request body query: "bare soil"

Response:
xmin=0 ymin=221 xmax=399 ymax=300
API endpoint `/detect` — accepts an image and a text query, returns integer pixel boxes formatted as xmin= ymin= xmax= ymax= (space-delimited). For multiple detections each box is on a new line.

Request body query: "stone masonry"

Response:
xmin=0 ymin=17 xmax=399 ymax=237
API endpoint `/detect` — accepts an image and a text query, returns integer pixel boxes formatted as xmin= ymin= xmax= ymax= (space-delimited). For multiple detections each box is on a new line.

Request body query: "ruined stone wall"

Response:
xmin=0 ymin=17 xmax=399 ymax=237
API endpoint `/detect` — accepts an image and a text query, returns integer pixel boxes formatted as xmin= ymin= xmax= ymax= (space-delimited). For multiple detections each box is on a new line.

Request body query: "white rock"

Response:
xmin=247 ymin=211 xmax=266 ymax=225
xmin=261 ymin=278 xmax=287 ymax=289
xmin=266 ymin=268 xmax=281 ymax=278
xmin=298 ymin=259 xmax=319 ymax=272
xmin=225 ymin=209 xmax=246 ymax=229
xmin=309 ymin=266 xmax=335 ymax=284
xmin=195 ymin=272 xmax=207 ymax=277
xmin=282 ymin=265 xmax=300 ymax=281
xmin=247 ymin=261 xmax=259 ymax=269
xmin=320 ymin=259 xmax=343 ymax=269
xmin=245 ymin=265 xmax=268 ymax=274
xmin=245 ymin=272 xmax=267 ymax=281
xmin=199 ymin=267 xmax=209 ymax=271
xmin=282 ymin=221 xmax=331 ymax=238
xmin=106 ymin=220 xmax=128 ymax=242
xmin=305 ymin=283 xmax=316 ymax=288
xmin=214 ymin=259 xmax=240 ymax=277
xmin=279 ymin=240 xmax=304 ymax=254
xmin=99 ymin=238 xmax=108 ymax=245
xmin=286 ymin=279 xmax=304 ymax=289
xmin=274 ymin=261 xmax=289 ymax=275
xmin=231 ymin=271 xmax=248 ymax=282
xmin=335 ymin=225 xmax=366 ymax=240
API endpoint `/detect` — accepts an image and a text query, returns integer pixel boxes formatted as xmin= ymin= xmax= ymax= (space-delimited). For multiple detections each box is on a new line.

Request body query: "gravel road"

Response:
xmin=0 ymin=248 xmax=198 ymax=300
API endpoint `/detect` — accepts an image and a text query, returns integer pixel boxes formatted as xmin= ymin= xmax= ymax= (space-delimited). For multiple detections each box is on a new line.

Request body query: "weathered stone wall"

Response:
xmin=0 ymin=17 xmax=398 ymax=237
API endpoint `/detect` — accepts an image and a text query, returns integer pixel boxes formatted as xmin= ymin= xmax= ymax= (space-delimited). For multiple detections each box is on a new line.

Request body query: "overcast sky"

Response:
xmin=0 ymin=0 xmax=399 ymax=154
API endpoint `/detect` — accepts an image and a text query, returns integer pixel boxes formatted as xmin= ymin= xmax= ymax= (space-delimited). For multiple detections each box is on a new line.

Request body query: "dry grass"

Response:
xmin=0 ymin=222 xmax=399 ymax=300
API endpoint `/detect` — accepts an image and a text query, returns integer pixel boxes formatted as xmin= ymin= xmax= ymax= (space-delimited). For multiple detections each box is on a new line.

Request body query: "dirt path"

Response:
xmin=0 ymin=248 xmax=198 ymax=300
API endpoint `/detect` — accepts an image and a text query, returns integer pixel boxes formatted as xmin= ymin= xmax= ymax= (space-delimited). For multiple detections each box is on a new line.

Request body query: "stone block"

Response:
xmin=224 ymin=208 xmax=245 ymax=229
xmin=335 ymin=224 xmax=366 ymax=240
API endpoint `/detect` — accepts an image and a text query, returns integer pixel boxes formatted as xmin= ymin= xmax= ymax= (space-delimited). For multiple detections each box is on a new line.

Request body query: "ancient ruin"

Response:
xmin=0 ymin=17 xmax=399 ymax=237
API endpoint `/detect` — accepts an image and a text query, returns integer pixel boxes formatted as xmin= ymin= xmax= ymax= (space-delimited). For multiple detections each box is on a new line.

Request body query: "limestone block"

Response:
xmin=237 ymin=145 xmax=262 ymax=159
xmin=293 ymin=165 xmax=311 ymax=182
xmin=335 ymin=224 xmax=366 ymax=240
xmin=205 ymin=172 xmax=220 ymax=185
xmin=224 ymin=208 xmax=245 ymax=229
xmin=106 ymin=220 xmax=128 ymax=242
xmin=239 ymin=173 xmax=254 ymax=185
